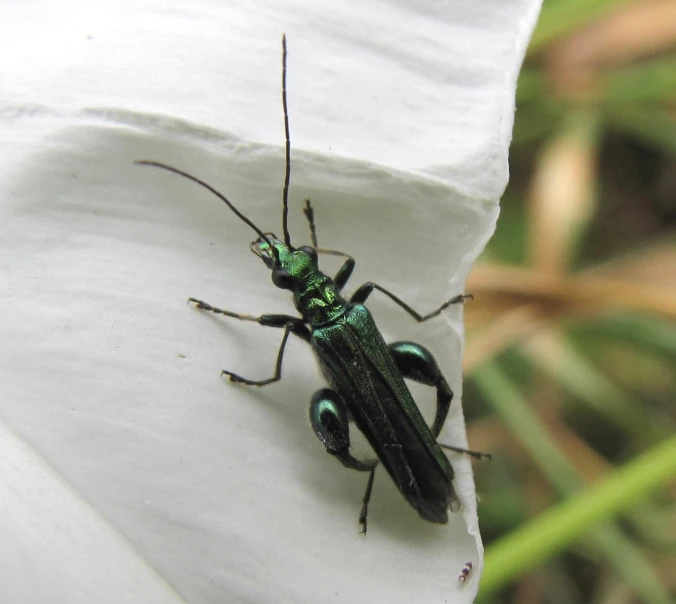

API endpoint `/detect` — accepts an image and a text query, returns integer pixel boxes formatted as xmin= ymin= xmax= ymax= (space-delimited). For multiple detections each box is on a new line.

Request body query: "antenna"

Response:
xmin=281 ymin=34 xmax=293 ymax=249
xmin=135 ymin=161 xmax=279 ymax=263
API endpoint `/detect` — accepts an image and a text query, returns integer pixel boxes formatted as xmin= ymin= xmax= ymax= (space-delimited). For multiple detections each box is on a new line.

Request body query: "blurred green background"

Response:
xmin=465 ymin=1 xmax=676 ymax=602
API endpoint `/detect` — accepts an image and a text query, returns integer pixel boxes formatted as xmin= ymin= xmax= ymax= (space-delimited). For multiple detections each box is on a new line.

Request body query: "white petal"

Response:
xmin=0 ymin=1 xmax=541 ymax=603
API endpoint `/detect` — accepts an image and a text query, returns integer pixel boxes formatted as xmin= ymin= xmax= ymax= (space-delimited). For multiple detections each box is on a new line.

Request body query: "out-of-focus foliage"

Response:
xmin=465 ymin=1 xmax=676 ymax=602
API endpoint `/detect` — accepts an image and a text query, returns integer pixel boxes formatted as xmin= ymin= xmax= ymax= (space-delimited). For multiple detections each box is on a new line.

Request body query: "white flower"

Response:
xmin=0 ymin=1 xmax=541 ymax=602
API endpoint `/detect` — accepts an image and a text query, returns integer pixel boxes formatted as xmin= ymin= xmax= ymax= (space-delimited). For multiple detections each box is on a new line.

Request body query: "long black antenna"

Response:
xmin=135 ymin=161 xmax=279 ymax=262
xmin=281 ymin=34 xmax=293 ymax=249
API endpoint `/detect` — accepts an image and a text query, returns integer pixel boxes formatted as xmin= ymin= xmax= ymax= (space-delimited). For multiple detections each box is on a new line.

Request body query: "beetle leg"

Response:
xmin=221 ymin=320 xmax=310 ymax=386
xmin=358 ymin=469 xmax=376 ymax=535
xmin=302 ymin=198 xmax=320 ymax=248
xmin=350 ymin=283 xmax=471 ymax=322
xmin=388 ymin=341 xmax=491 ymax=461
xmin=189 ymin=299 xmax=312 ymax=383
xmin=309 ymin=387 xmax=379 ymax=533
xmin=189 ymin=298 xmax=307 ymax=331
xmin=325 ymin=253 xmax=355 ymax=291
xmin=309 ymin=388 xmax=378 ymax=471
xmin=438 ymin=442 xmax=491 ymax=460
xmin=388 ymin=341 xmax=452 ymax=438
xmin=189 ymin=297 xmax=262 ymax=322
xmin=302 ymin=200 xmax=356 ymax=291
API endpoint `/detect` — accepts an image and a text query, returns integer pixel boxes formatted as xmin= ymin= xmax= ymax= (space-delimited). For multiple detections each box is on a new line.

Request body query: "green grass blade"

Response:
xmin=473 ymin=362 xmax=676 ymax=601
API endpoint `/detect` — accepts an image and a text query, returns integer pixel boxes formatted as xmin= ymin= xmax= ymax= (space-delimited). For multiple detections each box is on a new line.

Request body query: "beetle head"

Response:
xmin=251 ymin=233 xmax=318 ymax=290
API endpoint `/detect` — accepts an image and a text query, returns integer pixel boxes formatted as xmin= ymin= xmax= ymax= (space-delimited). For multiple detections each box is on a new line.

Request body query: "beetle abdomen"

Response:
xmin=312 ymin=304 xmax=457 ymax=522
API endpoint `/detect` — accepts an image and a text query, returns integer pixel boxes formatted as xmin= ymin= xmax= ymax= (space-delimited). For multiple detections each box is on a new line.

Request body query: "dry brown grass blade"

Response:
xmin=547 ymin=0 xmax=676 ymax=96
xmin=468 ymin=264 xmax=676 ymax=318
xmin=584 ymin=241 xmax=676 ymax=285
xmin=528 ymin=119 xmax=597 ymax=275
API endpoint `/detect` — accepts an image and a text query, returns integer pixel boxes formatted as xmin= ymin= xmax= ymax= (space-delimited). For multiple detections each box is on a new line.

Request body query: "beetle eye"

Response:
xmin=271 ymin=268 xmax=293 ymax=290
xmin=298 ymin=245 xmax=318 ymax=264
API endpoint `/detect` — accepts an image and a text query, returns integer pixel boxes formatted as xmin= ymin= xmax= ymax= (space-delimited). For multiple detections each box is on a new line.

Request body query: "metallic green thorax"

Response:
xmin=252 ymin=234 xmax=348 ymax=326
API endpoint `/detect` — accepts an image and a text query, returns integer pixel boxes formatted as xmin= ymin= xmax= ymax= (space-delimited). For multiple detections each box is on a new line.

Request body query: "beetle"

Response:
xmin=136 ymin=35 xmax=488 ymax=533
